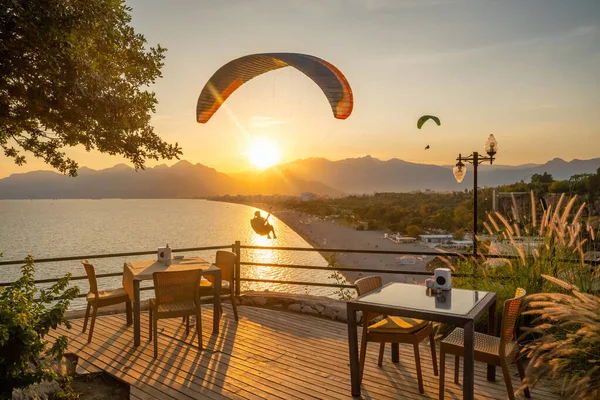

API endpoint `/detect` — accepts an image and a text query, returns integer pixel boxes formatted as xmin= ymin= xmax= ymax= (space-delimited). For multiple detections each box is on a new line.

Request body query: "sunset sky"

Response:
xmin=1 ymin=0 xmax=599 ymax=178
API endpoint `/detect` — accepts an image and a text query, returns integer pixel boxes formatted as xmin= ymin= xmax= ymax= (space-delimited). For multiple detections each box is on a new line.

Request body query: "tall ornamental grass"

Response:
xmin=522 ymin=275 xmax=600 ymax=399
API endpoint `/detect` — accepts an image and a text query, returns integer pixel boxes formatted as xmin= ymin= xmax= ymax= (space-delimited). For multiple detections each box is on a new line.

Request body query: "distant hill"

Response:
xmin=0 ymin=161 xmax=340 ymax=199
xmin=271 ymin=156 xmax=457 ymax=193
xmin=475 ymin=158 xmax=600 ymax=185
xmin=0 ymin=156 xmax=598 ymax=198
xmin=273 ymin=156 xmax=600 ymax=193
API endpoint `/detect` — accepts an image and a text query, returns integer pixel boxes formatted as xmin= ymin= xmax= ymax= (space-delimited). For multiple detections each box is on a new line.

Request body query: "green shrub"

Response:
xmin=326 ymin=255 xmax=354 ymax=300
xmin=366 ymin=220 xmax=379 ymax=230
xmin=0 ymin=256 xmax=79 ymax=398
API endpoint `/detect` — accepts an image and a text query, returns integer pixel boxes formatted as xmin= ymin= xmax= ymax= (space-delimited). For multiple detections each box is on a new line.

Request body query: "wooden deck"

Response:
xmin=50 ymin=304 xmax=560 ymax=400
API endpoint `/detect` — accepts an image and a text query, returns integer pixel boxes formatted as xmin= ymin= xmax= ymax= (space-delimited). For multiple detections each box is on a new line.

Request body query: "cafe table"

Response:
xmin=346 ymin=282 xmax=497 ymax=400
xmin=123 ymin=257 xmax=222 ymax=347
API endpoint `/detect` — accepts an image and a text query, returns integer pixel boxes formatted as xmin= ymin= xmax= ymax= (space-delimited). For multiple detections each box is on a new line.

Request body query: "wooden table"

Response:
xmin=123 ymin=257 xmax=221 ymax=347
xmin=347 ymin=282 xmax=497 ymax=400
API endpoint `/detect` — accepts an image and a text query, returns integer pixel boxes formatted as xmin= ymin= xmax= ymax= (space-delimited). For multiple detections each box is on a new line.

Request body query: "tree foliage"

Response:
xmin=1 ymin=0 xmax=181 ymax=176
xmin=0 ymin=256 xmax=79 ymax=397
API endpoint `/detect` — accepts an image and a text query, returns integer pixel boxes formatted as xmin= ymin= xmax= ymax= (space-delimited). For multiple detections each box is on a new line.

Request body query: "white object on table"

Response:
xmin=434 ymin=268 xmax=452 ymax=290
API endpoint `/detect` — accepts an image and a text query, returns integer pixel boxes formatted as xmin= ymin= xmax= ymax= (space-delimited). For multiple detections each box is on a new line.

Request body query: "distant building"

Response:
xmin=419 ymin=234 xmax=453 ymax=244
xmin=396 ymin=236 xmax=417 ymax=243
xmin=300 ymin=192 xmax=316 ymax=201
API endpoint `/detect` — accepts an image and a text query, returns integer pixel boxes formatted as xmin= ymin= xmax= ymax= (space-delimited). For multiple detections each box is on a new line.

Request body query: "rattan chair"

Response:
xmin=198 ymin=250 xmax=239 ymax=321
xmin=355 ymin=276 xmax=438 ymax=394
xmin=439 ymin=288 xmax=530 ymax=400
xmin=148 ymin=269 xmax=202 ymax=358
xmin=82 ymin=260 xmax=132 ymax=343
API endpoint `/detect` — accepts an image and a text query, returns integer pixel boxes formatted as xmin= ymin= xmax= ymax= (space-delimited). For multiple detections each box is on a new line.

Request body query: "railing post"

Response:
xmin=233 ymin=240 xmax=241 ymax=297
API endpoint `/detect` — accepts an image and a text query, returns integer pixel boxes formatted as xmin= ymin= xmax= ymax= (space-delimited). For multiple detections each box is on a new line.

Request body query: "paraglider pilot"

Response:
xmin=251 ymin=210 xmax=277 ymax=239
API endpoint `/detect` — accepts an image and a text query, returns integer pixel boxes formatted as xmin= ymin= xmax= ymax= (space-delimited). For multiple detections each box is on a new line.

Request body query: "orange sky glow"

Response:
xmin=1 ymin=0 xmax=598 ymax=178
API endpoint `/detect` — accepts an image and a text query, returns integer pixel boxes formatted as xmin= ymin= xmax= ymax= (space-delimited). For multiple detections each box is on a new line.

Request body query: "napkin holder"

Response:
xmin=158 ymin=244 xmax=172 ymax=266
xmin=434 ymin=268 xmax=452 ymax=291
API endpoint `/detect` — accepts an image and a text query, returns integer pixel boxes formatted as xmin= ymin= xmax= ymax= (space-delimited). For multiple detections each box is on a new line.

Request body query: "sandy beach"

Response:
xmin=273 ymin=210 xmax=443 ymax=285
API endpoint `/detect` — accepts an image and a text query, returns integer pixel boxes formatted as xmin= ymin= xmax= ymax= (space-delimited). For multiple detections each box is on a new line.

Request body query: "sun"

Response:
xmin=245 ymin=138 xmax=281 ymax=169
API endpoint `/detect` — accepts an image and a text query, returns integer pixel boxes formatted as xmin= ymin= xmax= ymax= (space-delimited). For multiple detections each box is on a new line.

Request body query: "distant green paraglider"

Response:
xmin=417 ymin=115 xmax=441 ymax=129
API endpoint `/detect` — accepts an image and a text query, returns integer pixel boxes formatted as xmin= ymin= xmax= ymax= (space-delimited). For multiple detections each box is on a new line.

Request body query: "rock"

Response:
xmin=315 ymin=304 xmax=325 ymax=313
xmin=253 ymin=297 xmax=267 ymax=306
xmin=336 ymin=310 xmax=348 ymax=322
xmin=241 ymin=297 xmax=253 ymax=306
xmin=301 ymin=305 xmax=318 ymax=315
xmin=288 ymin=303 xmax=302 ymax=312
xmin=322 ymin=307 xmax=338 ymax=320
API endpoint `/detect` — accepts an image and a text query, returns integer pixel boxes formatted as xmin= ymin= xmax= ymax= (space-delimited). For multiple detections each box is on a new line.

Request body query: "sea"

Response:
xmin=0 ymin=199 xmax=333 ymax=308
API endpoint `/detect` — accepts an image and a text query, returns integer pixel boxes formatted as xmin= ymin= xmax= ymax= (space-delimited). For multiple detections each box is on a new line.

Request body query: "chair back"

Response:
xmin=355 ymin=275 xmax=382 ymax=296
xmin=499 ymin=287 xmax=526 ymax=355
xmin=82 ymin=260 xmax=99 ymax=301
xmin=215 ymin=250 xmax=236 ymax=284
xmin=152 ymin=269 xmax=202 ymax=306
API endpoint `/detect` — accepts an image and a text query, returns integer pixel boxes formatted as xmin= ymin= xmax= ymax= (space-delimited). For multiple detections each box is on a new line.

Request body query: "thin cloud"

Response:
xmin=250 ymin=116 xmax=286 ymax=128
xmin=378 ymin=25 xmax=598 ymax=65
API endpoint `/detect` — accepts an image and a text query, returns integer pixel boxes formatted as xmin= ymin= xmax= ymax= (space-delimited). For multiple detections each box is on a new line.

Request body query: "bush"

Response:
xmin=406 ymin=224 xmax=423 ymax=238
xmin=366 ymin=220 xmax=379 ymax=230
xmin=452 ymin=228 xmax=465 ymax=240
xmin=0 ymin=256 xmax=79 ymax=397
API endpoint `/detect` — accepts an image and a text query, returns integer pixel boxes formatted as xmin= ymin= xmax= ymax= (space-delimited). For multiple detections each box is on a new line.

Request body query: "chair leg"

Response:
xmin=185 ymin=316 xmax=190 ymax=335
xmin=148 ymin=308 xmax=153 ymax=342
xmin=429 ymin=332 xmax=438 ymax=376
xmin=196 ymin=308 xmax=203 ymax=349
xmin=87 ymin=306 xmax=98 ymax=343
xmin=516 ymin=358 xmax=531 ymax=398
xmin=413 ymin=342 xmax=424 ymax=394
xmin=153 ymin=318 xmax=158 ymax=358
xmin=358 ymin=330 xmax=369 ymax=383
xmin=125 ymin=301 xmax=132 ymax=325
xmin=82 ymin=303 xmax=91 ymax=333
xmin=501 ymin=360 xmax=516 ymax=400
xmin=230 ymin=293 xmax=239 ymax=322
xmin=454 ymin=355 xmax=460 ymax=384
xmin=377 ymin=342 xmax=385 ymax=367
xmin=439 ymin=349 xmax=445 ymax=400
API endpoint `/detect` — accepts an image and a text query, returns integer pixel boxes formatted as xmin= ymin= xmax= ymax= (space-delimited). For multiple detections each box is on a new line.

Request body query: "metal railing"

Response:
xmin=1 ymin=242 xmax=597 ymax=299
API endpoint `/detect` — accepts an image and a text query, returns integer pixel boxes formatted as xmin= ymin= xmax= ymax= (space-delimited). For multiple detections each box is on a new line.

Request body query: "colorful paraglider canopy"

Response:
xmin=196 ymin=53 xmax=353 ymax=123
xmin=417 ymin=115 xmax=441 ymax=129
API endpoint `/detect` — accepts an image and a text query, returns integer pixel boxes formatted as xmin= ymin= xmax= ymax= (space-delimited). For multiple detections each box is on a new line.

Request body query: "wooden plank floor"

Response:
xmin=49 ymin=305 xmax=560 ymax=400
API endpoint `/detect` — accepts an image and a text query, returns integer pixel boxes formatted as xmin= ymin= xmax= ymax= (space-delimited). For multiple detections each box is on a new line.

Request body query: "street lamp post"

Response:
xmin=453 ymin=134 xmax=498 ymax=256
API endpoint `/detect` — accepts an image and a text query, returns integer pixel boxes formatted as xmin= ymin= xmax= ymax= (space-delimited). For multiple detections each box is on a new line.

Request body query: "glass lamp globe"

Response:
xmin=485 ymin=134 xmax=498 ymax=157
xmin=453 ymin=162 xmax=466 ymax=184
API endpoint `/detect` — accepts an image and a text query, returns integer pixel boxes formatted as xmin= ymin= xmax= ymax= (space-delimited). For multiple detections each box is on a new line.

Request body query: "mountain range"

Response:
xmin=0 ymin=156 xmax=598 ymax=199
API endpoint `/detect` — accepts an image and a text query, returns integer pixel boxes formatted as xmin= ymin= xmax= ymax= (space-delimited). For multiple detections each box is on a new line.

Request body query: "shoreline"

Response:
xmin=270 ymin=209 xmax=441 ymax=285
xmin=209 ymin=199 xmax=443 ymax=285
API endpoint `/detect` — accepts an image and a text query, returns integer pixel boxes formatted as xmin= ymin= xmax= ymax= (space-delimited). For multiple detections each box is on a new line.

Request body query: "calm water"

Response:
xmin=0 ymin=199 xmax=333 ymax=308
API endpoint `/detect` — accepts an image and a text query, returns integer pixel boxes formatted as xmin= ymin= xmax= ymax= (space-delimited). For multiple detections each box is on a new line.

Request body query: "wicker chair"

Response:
xmin=82 ymin=260 xmax=132 ymax=343
xmin=355 ymin=276 xmax=438 ymax=394
xmin=439 ymin=288 xmax=530 ymax=400
xmin=198 ymin=250 xmax=239 ymax=321
xmin=148 ymin=269 xmax=202 ymax=358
